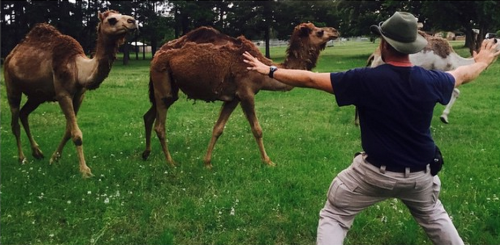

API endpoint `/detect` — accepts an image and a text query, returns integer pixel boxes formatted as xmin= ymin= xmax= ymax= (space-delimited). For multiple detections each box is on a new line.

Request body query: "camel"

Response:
xmin=360 ymin=32 xmax=500 ymax=125
xmin=3 ymin=10 xmax=137 ymax=177
xmin=142 ymin=23 xmax=338 ymax=168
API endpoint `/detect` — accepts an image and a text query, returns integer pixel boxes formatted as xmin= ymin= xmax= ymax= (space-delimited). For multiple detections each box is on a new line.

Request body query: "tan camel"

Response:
xmin=142 ymin=23 xmax=338 ymax=168
xmin=360 ymin=32 xmax=499 ymax=125
xmin=3 ymin=10 xmax=137 ymax=177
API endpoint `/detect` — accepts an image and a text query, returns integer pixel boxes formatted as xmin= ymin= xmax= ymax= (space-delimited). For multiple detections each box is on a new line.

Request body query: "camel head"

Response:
xmin=285 ymin=22 xmax=339 ymax=70
xmin=97 ymin=10 xmax=137 ymax=45
xmin=292 ymin=22 xmax=339 ymax=49
xmin=494 ymin=38 xmax=500 ymax=52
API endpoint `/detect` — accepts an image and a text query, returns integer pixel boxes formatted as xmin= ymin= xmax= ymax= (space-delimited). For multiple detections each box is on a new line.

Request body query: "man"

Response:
xmin=243 ymin=12 xmax=499 ymax=245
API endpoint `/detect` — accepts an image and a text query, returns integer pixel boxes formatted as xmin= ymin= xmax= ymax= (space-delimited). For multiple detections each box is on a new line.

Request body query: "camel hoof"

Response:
xmin=32 ymin=149 xmax=44 ymax=160
xmin=50 ymin=152 xmax=61 ymax=164
xmin=440 ymin=115 xmax=449 ymax=124
xmin=166 ymin=158 xmax=177 ymax=167
xmin=20 ymin=157 xmax=28 ymax=165
xmin=203 ymin=157 xmax=214 ymax=169
xmin=264 ymin=159 xmax=276 ymax=167
xmin=80 ymin=165 xmax=93 ymax=178
xmin=81 ymin=170 xmax=94 ymax=178
xmin=142 ymin=150 xmax=151 ymax=160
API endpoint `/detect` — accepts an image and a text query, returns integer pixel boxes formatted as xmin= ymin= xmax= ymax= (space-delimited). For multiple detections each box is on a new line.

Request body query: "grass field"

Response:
xmin=1 ymin=39 xmax=499 ymax=245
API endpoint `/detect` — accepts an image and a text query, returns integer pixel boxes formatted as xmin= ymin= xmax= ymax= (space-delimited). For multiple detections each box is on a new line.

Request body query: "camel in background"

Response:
xmin=142 ymin=23 xmax=338 ymax=168
xmin=3 ymin=10 xmax=137 ymax=177
xmin=361 ymin=32 xmax=499 ymax=125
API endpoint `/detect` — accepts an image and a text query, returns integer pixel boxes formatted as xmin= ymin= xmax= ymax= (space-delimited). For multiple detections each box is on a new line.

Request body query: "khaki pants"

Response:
xmin=316 ymin=154 xmax=463 ymax=245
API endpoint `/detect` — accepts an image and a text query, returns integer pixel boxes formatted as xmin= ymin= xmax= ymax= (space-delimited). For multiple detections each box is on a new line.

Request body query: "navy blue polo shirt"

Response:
xmin=331 ymin=64 xmax=455 ymax=168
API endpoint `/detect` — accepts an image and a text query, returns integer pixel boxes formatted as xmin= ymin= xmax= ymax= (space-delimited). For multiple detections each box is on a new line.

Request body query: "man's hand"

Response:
xmin=243 ymin=51 xmax=270 ymax=76
xmin=449 ymin=39 xmax=500 ymax=87
xmin=474 ymin=39 xmax=500 ymax=67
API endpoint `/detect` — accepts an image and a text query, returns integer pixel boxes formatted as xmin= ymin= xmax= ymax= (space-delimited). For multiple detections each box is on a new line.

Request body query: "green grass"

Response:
xmin=1 ymin=40 xmax=499 ymax=244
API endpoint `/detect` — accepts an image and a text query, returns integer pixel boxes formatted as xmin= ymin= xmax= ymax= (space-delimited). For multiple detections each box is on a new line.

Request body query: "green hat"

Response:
xmin=370 ymin=12 xmax=427 ymax=54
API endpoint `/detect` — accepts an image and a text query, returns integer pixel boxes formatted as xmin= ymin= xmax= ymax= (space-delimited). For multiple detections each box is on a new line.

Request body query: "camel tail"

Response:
xmin=148 ymin=76 xmax=156 ymax=106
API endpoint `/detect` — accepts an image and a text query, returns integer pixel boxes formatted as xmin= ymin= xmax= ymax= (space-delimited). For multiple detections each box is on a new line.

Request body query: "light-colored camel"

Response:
xmin=3 ymin=10 xmax=137 ymax=177
xmin=142 ymin=23 xmax=338 ymax=168
xmin=361 ymin=32 xmax=500 ymax=125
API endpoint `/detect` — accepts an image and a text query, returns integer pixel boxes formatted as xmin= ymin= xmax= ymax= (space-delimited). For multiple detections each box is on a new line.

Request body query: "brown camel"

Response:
xmin=142 ymin=23 xmax=338 ymax=168
xmin=3 ymin=10 xmax=137 ymax=177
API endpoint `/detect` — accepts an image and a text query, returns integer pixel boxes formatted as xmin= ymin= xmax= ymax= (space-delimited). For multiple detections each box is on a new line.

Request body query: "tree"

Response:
xmin=1 ymin=1 xmax=30 ymax=59
xmin=1 ymin=0 xmax=88 ymax=60
xmin=168 ymin=0 xmax=221 ymax=38
xmin=3 ymin=1 xmax=498 ymax=62
xmin=273 ymin=1 xmax=339 ymax=39
xmin=224 ymin=0 xmax=263 ymax=39
xmin=421 ymin=1 xmax=500 ymax=55
xmin=144 ymin=1 xmax=174 ymax=56
xmin=335 ymin=0 xmax=383 ymax=37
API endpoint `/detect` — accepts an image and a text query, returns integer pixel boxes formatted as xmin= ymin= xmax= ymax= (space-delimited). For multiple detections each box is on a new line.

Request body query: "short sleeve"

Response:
xmin=434 ymin=72 xmax=455 ymax=105
xmin=331 ymin=68 xmax=368 ymax=106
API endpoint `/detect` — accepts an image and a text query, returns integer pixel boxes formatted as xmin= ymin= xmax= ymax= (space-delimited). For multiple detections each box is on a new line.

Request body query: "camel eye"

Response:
xmin=108 ymin=18 xmax=118 ymax=26
xmin=317 ymin=30 xmax=324 ymax=37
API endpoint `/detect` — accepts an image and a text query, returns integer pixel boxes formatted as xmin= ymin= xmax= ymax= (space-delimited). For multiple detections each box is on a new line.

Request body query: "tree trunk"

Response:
xmin=151 ymin=37 xmax=157 ymax=58
xmin=123 ymin=43 xmax=130 ymax=65
xmin=475 ymin=27 xmax=487 ymax=52
xmin=265 ymin=25 xmax=270 ymax=59
xmin=142 ymin=38 xmax=146 ymax=60
xmin=465 ymin=28 xmax=476 ymax=56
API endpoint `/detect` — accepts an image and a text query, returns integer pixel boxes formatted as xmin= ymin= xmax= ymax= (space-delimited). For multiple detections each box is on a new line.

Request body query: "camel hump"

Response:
xmin=182 ymin=26 xmax=237 ymax=45
xmin=160 ymin=26 xmax=237 ymax=52
xmin=184 ymin=26 xmax=222 ymax=39
xmin=18 ymin=23 xmax=84 ymax=60
xmin=24 ymin=23 xmax=63 ymax=43
xmin=420 ymin=31 xmax=453 ymax=58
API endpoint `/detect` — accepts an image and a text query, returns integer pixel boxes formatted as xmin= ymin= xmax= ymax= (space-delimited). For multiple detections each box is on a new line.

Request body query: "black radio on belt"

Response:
xmin=430 ymin=146 xmax=444 ymax=176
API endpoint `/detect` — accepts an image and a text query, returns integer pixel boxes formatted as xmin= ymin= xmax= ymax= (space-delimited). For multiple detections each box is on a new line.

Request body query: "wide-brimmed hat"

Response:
xmin=370 ymin=12 xmax=427 ymax=54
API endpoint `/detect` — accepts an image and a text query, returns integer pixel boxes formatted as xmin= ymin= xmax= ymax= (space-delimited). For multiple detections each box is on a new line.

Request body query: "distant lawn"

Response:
xmin=1 ymin=39 xmax=499 ymax=245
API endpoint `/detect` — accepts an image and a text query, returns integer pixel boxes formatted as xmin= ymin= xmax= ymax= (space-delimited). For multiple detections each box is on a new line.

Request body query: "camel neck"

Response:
xmin=95 ymin=36 xmax=118 ymax=64
xmin=80 ymin=36 xmax=118 ymax=90
xmin=284 ymin=40 xmax=321 ymax=70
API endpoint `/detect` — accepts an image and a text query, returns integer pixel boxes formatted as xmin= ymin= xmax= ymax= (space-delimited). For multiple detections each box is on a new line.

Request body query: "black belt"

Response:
xmin=365 ymin=156 xmax=427 ymax=173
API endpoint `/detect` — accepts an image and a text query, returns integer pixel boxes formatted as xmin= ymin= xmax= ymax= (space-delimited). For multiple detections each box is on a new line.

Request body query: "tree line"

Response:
xmin=2 ymin=0 xmax=499 ymax=63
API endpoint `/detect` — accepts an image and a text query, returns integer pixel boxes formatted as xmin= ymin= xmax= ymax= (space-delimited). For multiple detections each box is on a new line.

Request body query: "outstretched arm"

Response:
xmin=448 ymin=39 xmax=500 ymax=87
xmin=243 ymin=51 xmax=334 ymax=94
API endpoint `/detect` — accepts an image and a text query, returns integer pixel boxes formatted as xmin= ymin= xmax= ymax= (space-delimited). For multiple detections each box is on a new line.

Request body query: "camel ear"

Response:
xmin=299 ymin=25 xmax=312 ymax=37
xmin=98 ymin=11 xmax=104 ymax=21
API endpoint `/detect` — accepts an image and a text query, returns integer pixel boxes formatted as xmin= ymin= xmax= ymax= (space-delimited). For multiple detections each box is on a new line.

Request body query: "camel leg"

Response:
xmin=440 ymin=88 xmax=460 ymax=124
xmin=239 ymin=97 xmax=275 ymax=167
xmin=142 ymin=105 xmax=156 ymax=160
xmin=203 ymin=100 xmax=240 ymax=169
xmin=19 ymin=98 xmax=44 ymax=159
xmin=7 ymin=93 xmax=27 ymax=164
xmin=56 ymin=94 xmax=92 ymax=178
xmin=154 ymin=96 xmax=177 ymax=166
xmin=51 ymin=94 xmax=85 ymax=164
xmin=50 ymin=123 xmax=71 ymax=164
xmin=150 ymin=70 xmax=178 ymax=166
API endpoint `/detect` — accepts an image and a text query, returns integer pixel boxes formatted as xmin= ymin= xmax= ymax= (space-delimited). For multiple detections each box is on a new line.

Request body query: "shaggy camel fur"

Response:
xmin=4 ymin=10 xmax=137 ymax=177
xmin=360 ymin=32 xmax=499 ymax=125
xmin=142 ymin=23 xmax=338 ymax=168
